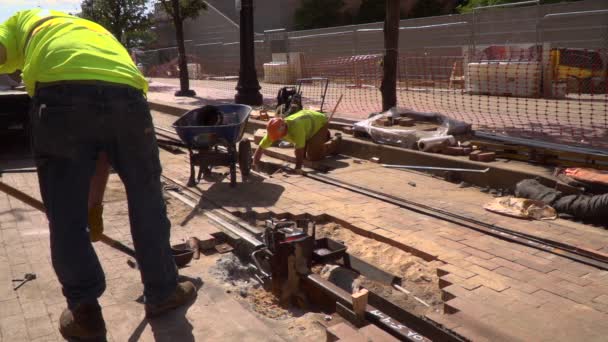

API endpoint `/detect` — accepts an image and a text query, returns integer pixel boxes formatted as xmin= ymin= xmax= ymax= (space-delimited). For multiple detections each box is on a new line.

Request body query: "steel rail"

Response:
xmin=301 ymin=171 xmax=608 ymax=271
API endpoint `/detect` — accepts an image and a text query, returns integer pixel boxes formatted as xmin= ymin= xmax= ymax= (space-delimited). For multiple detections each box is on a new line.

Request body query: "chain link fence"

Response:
xmin=137 ymin=0 xmax=608 ymax=151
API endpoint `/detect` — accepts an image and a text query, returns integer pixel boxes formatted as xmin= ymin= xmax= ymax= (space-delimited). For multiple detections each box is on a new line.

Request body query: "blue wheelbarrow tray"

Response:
xmin=172 ymin=104 xmax=252 ymax=149
xmin=171 ymin=104 xmax=253 ymax=187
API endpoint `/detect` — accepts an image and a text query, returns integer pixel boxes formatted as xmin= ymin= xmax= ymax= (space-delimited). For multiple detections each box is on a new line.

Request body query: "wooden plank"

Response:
xmin=352 ymin=289 xmax=369 ymax=321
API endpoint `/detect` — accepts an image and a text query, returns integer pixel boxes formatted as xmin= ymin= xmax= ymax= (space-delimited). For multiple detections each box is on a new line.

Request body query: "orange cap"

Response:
xmin=267 ymin=118 xmax=287 ymax=141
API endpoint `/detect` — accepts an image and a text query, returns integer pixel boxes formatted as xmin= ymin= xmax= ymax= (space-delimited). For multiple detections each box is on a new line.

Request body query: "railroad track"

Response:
xmin=152 ymin=124 xmax=608 ymax=271
xmin=301 ymin=171 xmax=608 ymax=271
xmin=159 ymin=173 xmax=465 ymax=342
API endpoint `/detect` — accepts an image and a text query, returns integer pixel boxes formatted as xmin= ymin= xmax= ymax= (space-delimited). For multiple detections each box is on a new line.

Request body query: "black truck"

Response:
xmin=0 ymin=72 xmax=30 ymax=136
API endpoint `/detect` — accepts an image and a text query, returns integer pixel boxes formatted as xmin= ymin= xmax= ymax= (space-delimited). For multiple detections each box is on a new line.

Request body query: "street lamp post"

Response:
xmin=235 ymin=0 xmax=263 ymax=105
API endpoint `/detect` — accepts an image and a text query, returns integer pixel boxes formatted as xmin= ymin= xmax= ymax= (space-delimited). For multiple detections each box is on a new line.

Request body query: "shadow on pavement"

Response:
xmin=202 ymin=181 xmax=285 ymax=209
xmin=128 ymin=276 xmax=203 ymax=342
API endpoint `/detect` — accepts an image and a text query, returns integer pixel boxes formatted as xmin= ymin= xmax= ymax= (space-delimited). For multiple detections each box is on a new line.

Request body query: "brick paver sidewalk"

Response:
xmin=0 ymin=171 xmax=285 ymax=341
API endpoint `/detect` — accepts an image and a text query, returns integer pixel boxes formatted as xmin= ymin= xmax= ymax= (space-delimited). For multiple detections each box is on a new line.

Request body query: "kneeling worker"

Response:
xmin=252 ymin=110 xmax=339 ymax=171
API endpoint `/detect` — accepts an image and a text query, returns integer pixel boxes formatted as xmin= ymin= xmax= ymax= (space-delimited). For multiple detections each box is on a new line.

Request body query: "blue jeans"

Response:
xmin=30 ymin=83 xmax=177 ymax=308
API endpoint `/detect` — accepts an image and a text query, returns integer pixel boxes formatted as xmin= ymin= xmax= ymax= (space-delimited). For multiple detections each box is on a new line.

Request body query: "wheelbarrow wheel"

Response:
xmin=238 ymin=139 xmax=252 ymax=178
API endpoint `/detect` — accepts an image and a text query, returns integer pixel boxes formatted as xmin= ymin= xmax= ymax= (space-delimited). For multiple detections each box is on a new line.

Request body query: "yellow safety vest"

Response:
xmin=0 ymin=9 xmax=147 ymax=96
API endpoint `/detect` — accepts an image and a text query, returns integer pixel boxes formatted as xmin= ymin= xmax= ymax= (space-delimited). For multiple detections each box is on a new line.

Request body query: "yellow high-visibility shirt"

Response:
xmin=259 ymin=110 xmax=328 ymax=149
xmin=0 ymin=9 xmax=147 ymax=96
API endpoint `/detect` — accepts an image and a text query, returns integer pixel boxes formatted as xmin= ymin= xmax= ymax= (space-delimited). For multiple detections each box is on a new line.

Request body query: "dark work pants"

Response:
xmin=30 ymin=83 xmax=177 ymax=308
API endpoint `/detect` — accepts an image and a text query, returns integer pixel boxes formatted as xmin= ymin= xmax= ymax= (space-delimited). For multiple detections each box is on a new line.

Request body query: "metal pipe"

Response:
xmin=474 ymin=131 xmax=608 ymax=157
xmin=205 ymin=211 xmax=265 ymax=249
xmin=382 ymin=164 xmax=490 ymax=173
xmin=251 ymin=249 xmax=271 ymax=279
xmin=287 ymin=30 xmax=353 ymax=41
xmin=541 ymin=9 xmax=608 ymax=21
xmin=305 ymin=274 xmax=432 ymax=341
xmin=0 ymin=168 xmax=38 ymax=174
xmin=400 ymin=21 xmax=469 ymax=31
xmin=393 ymin=284 xmax=430 ymax=308
xmin=474 ymin=0 xmax=539 ymax=11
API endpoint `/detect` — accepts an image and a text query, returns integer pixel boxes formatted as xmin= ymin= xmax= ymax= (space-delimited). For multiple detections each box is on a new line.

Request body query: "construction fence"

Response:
xmin=137 ymin=0 xmax=608 ymax=151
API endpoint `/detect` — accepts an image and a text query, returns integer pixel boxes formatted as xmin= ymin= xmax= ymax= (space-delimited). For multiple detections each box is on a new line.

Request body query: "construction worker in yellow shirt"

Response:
xmin=0 ymin=9 xmax=195 ymax=340
xmin=253 ymin=110 xmax=341 ymax=172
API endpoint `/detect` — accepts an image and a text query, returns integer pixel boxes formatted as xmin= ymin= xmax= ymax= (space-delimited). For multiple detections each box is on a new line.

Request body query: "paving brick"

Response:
xmin=558 ymin=261 xmax=596 ymax=277
xmin=528 ymin=277 xmax=572 ymax=297
xmin=490 ymin=257 xmax=527 ymax=272
xmin=461 ymin=247 xmax=494 ymax=260
xmin=494 ymin=266 xmax=529 ymax=282
xmin=439 ymin=274 xmax=482 ymax=291
xmin=434 ymin=236 xmax=467 ymax=250
xmin=441 ymin=284 xmax=473 ymax=302
xmin=534 ymin=290 xmax=578 ymax=307
xmin=0 ymin=315 xmax=28 ymax=340
xmin=465 ymin=256 xmax=500 ymax=271
xmin=437 ymin=264 xmax=477 ymax=279
xmin=468 ymin=275 xmax=510 ymax=292
xmin=595 ymin=294 xmax=608 ymax=305
xmin=26 ymin=315 xmax=55 ymax=339
xmin=502 ymin=288 xmax=549 ymax=308
xmin=556 ymin=280 xmax=588 ymax=294
xmin=504 ymin=279 xmax=539 ymax=294
xmin=20 ymin=299 xmax=48 ymax=319
xmin=0 ymin=298 xmax=23 ymax=319
xmin=514 ymin=257 xmax=556 ymax=273
xmin=443 ymin=297 xmax=494 ymax=317
xmin=560 ymin=289 xmax=600 ymax=306
xmin=30 ymin=334 xmax=58 ymax=342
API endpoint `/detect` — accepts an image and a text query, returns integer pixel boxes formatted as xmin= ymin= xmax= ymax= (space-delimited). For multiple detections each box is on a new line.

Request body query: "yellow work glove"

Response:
xmin=88 ymin=204 xmax=104 ymax=242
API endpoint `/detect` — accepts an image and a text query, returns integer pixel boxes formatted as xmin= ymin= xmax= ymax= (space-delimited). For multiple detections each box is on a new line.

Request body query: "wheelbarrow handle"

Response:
xmin=0 ymin=168 xmax=38 ymax=174
xmin=0 ymin=180 xmax=137 ymax=258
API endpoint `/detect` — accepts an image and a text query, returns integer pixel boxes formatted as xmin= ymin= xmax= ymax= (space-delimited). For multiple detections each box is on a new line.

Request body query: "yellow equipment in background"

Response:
xmin=550 ymin=48 xmax=607 ymax=93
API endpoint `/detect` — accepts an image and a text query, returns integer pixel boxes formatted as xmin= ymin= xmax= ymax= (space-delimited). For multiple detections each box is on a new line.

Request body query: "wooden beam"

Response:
xmin=352 ymin=288 xmax=369 ymax=321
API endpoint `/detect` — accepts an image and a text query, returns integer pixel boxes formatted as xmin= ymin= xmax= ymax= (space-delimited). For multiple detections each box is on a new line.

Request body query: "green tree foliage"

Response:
xmin=80 ymin=0 xmax=152 ymax=49
xmin=159 ymin=0 xmax=208 ymax=21
xmin=294 ymin=0 xmax=346 ymax=30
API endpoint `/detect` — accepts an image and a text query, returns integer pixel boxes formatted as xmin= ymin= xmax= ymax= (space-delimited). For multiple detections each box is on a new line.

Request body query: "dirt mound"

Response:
xmin=317 ymin=223 xmax=444 ymax=315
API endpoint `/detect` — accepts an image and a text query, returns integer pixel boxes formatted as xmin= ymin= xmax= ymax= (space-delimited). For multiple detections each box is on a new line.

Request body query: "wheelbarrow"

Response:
xmin=173 ymin=104 xmax=253 ymax=187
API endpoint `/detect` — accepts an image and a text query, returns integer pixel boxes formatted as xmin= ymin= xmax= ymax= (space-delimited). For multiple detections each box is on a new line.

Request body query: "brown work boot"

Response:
xmin=145 ymin=281 xmax=197 ymax=318
xmin=59 ymin=302 xmax=106 ymax=341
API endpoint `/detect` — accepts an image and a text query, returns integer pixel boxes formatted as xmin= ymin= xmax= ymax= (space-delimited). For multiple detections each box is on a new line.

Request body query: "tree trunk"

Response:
xmin=172 ymin=0 xmax=195 ymax=96
xmin=380 ymin=0 xmax=400 ymax=111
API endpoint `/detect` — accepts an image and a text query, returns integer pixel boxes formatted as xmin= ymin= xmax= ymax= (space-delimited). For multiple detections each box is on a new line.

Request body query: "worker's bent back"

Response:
xmin=0 ymin=9 xmax=146 ymax=96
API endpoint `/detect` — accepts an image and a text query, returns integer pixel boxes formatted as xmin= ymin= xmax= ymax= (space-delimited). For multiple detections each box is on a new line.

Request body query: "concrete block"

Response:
xmin=443 ymin=146 xmax=466 ymax=156
xmin=198 ymin=234 xmax=217 ymax=250
xmin=477 ymin=152 xmax=496 ymax=163
xmin=469 ymin=150 xmax=483 ymax=161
